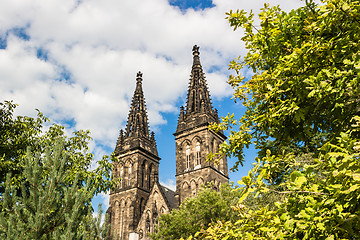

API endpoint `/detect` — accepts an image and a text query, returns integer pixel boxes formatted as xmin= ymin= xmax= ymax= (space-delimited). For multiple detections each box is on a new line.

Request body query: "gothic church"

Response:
xmin=107 ymin=45 xmax=229 ymax=240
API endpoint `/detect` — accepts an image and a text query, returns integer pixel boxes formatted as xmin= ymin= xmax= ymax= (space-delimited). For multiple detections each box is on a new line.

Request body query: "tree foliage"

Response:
xmin=150 ymin=183 xmax=241 ymax=240
xmin=211 ymin=0 xmax=360 ymax=172
xmin=0 ymin=100 xmax=114 ymax=197
xmin=0 ymin=142 xmax=110 ymax=239
xmin=200 ymin=0 xmax=360 ymax=239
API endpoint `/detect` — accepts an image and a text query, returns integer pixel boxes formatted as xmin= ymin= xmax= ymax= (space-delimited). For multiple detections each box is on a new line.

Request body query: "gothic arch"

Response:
xmin=148 ymin=163 xmax=154 ymax=189
xmin=125 ymin=197 xmax=132 ymax=206
xmin=145 ymin=210 xmax=151 ymax=235
xmin=140 ymin=160 xmax=147 ymax=188
xmin=113 ymin=200 xmax=120 ymax=236
xmin=160 ymin=206 xmax=166 ymax=214
xmin=182 ymin=181 xmax=189 ymax=189
xmin=211 ymin=138 xmax=218 ymax=153
xmin=119 ymin=199 xmax=126 ymax=240
xmin=191 ymin=135 xmax=202 ymax=144
xmin=124 ymin=158 xmax=133 ymax=166
xmin=198 ymin=177 xmax=205 ymax=188
xmin=181 ymin=139 xmax=191 ymax=149
xmin=119 ymin=164 xmax=124 ymax=188
xmin=127 ymin=162 xmax=133 ymax=187
xmin=120 ymin=198 xmax=125 ymax=207
xmin=190 ymin=179 xmax=197 ymax=196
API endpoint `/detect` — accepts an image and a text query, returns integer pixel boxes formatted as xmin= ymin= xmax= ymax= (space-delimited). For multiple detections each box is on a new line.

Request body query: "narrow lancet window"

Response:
xmin=186 ymin=145 xmax=190 ymax=170
xmin=195 ymin=142 xmax=201 ymax=167
xmin=120 ymin=166 xmax=124 ymax=188
xmin=128 ymin=163 xmax=132 ymax=186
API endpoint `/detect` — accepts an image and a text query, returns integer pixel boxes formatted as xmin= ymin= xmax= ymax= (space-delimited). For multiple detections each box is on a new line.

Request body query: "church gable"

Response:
xmin=136 ymin=182 xmax=174 ymax=239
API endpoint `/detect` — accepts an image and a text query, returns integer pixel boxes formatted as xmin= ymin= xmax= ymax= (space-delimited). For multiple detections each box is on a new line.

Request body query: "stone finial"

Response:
xmin=136 ymin=71 xmax=143 ymax=82
xmin=192 ymin=45 xmax=199 ymax=55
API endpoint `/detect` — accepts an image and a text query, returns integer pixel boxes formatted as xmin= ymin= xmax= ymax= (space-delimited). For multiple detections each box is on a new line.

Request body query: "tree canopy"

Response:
xmin=212 ymin=0 xmax=360 ymax=172
xmin=0 ymin=100 xmax=114 ymax=197
xmin=200 ymin=0 xmax=360 ymax=239
xmin=150 ymin=183 xmax=241 ymax=240
xmin=0 ymin=141 xmax=110 ymax=239
xmin=0 ymin=101 xmax=114 ymax=238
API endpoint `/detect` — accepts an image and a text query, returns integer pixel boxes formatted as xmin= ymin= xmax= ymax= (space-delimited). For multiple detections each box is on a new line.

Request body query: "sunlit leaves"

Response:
xmin=0 ymin=100 xmax=114 ymax=202
xmin=201 ymin=0 xmax=360 ymax=239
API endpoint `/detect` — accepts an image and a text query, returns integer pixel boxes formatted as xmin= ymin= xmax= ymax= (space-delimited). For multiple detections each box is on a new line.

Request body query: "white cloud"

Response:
xmin=0 ymin=0 xmax=316 ymax=210
xmin=160 ymin=179 xmax=176 ymax=191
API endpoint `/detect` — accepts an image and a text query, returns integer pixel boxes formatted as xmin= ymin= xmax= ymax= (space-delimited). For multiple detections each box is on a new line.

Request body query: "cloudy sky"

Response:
xmin=1 ymin=0 xmax=310 ymax=211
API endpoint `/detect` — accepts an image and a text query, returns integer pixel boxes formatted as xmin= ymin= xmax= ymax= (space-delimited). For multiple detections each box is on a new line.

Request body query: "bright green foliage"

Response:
xmin=212 ymin=0 xmax=360 ymax=172
xmin=199 ymin=0 xmax=360 ymax=239
xmin=0 ymin=142 xmax=110 ymax=239
xmin=150 ymin=183 xmax=241 ymax=240
xmin=0 ymin=100 xmax=114 ymax=197
xmin=199 ymin=122 xmax=360 ymax=239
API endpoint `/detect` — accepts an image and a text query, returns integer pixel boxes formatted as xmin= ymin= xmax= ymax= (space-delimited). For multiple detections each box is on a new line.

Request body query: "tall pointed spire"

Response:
xmin=125 ymin=71 xmax=150 ymax=138
xmin=185 ymin=45 xmax=214 ymax=116
xmin=115 ymin=72 xmax=158 ymax=157
xmin=175 ymin=45 xmax=220 ymax=134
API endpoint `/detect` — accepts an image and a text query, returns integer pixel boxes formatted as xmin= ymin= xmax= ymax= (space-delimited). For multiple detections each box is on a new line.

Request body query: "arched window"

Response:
xmin=140 ymin=198 xmax=145 ymax=213
xmin=185 ymin=145 xmax=190 ymax=170
xmin=120 ymin=166 xmax=124 ymax=188
xmin=160 ymin=207 xmax=166 ymax=214
xmin=141 ymin=162 xmax=146 ymax=187
xmin=128 ymin=163 xmax=132 ymax=186
xmin=195 ymin=142 xmax=201 ymax=167
xmin=148 ymin=164 xmax=153 ymax=190
xmin=191 ymin=180 xmax=197 ymax=196
xmin=145 ymin=212 xmax=151 ymax=233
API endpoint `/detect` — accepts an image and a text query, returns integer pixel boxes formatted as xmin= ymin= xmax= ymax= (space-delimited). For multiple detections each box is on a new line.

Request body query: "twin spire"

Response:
xmin=185 ymin=45 xmax=215 ymax=116
xmin=176 ymin=45 xmax=219 ymax=134
xmin=125 ymin=71 xmax=150 ymax=138
xmin=115 ymin=71 xmax=157 ymax=156
xmin=115 ymin=45 xmax=220 ymax=153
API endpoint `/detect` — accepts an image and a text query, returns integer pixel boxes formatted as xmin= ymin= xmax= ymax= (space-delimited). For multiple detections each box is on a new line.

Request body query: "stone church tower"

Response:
xmin=108 ymin=72 xmax=162 ymax=240
xmin=174 ymin=45 xmax=229 ymax=206
xmin=108 ymin=46 xmax=228 ymax=240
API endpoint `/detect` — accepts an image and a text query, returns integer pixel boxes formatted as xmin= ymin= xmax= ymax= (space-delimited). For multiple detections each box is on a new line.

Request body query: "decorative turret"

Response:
xmin=114 ymin=72 xmax=158 ymax=157
xmin=175 ymin=45 xmax=221 ymax=134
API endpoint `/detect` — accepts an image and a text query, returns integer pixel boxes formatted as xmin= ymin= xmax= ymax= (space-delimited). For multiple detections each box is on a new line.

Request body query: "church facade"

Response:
xmin=107 ymin=46 xmax=229 ymax=240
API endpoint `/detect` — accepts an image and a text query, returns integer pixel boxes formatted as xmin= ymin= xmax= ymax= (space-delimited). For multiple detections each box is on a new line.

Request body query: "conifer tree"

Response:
xmin=0 ymin=141 xmax=110 ymax=239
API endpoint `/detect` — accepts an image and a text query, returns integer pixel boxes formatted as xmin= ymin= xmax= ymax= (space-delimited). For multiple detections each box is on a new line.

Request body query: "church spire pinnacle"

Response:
xmin=175 ymin=45 xmax=221 ymax=134
xmin=115 ymin=72 xmax=159 ymax=157
xmin=192 ymin=45 xmax=200 ymax=66
xmin=125 ymin=71 xmax=150 ymax=138
xmin=186 ymin=45 xmax=214 ymax=116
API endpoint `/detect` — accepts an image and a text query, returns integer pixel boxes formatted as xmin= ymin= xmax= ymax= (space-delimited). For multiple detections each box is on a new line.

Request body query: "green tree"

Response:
xmin=212 ymin=0 xmax=360 ymax=172
xmin=199 ymin=0 xmax=360 ymax=239
xmin=150 ymin=183 xmax=241 ymax=240
xmin=0 ymin=142 xmax=110 ymax=239
xmin=0 ymin=100 xmax=114 ymax=200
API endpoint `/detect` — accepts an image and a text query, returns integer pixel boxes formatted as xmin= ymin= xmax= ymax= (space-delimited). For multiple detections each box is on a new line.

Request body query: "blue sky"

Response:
xmin=0 ymin=0 xmax=310 ymax=215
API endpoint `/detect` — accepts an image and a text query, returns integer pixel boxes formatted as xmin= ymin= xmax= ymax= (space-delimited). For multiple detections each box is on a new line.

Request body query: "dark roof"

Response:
xmin=159 ymin=184 xmax=176 ymax=210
